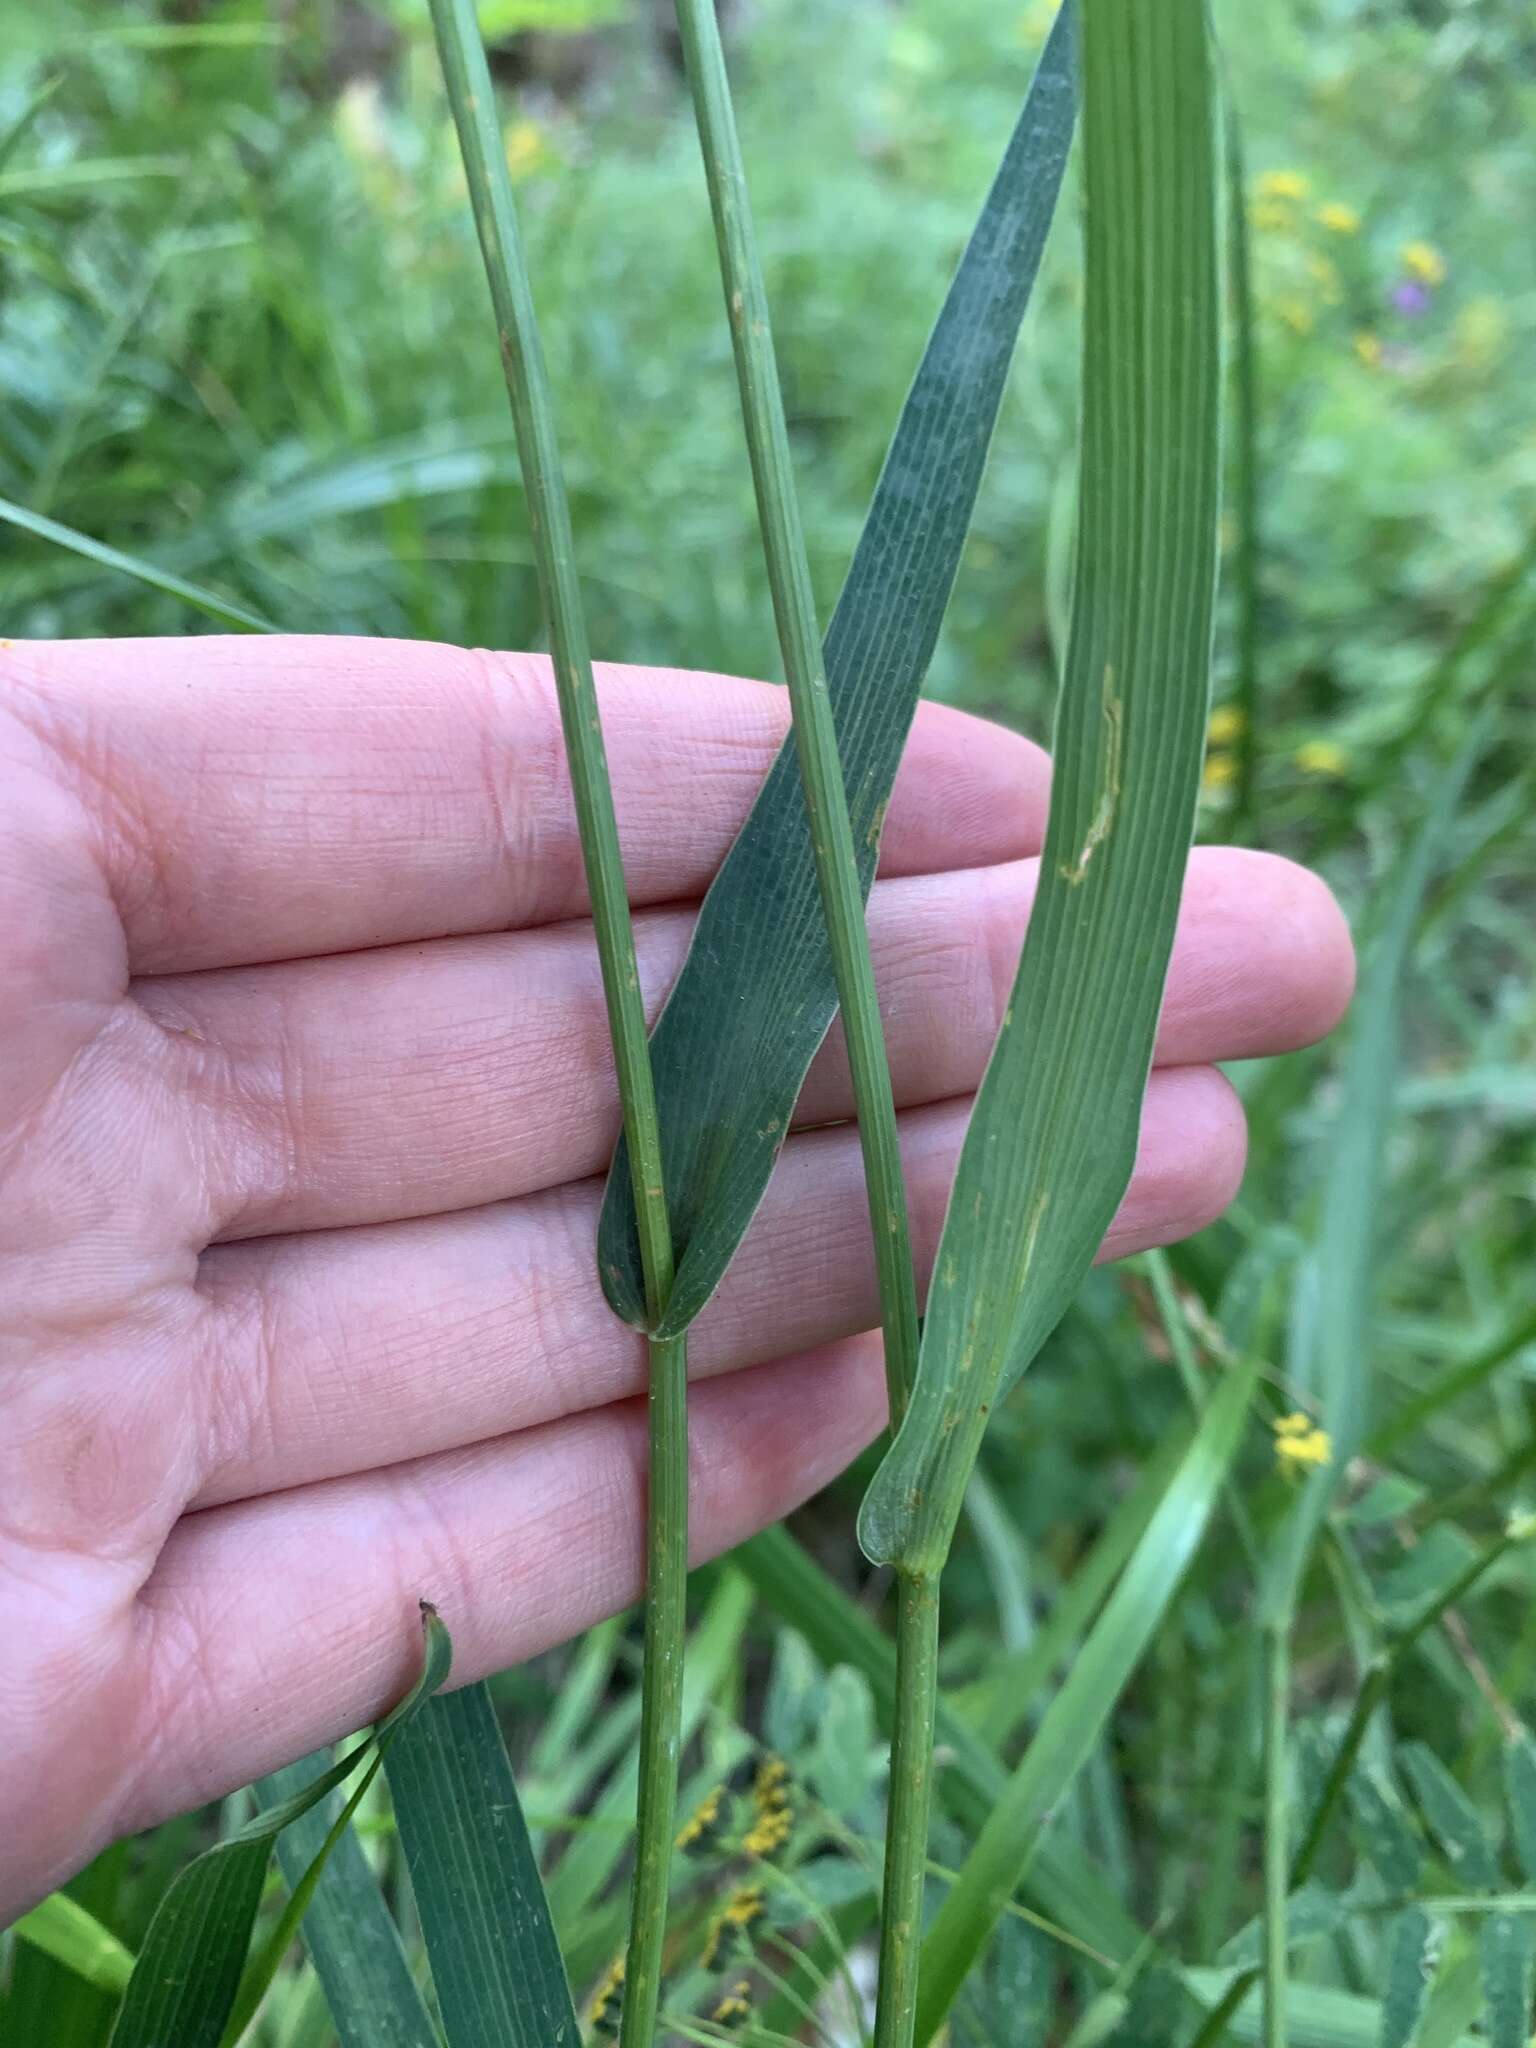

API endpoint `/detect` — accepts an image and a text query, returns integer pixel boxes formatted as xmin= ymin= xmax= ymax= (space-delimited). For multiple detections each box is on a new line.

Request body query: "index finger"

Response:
xmin=5 ymin=635 xmax=1051 ymax=974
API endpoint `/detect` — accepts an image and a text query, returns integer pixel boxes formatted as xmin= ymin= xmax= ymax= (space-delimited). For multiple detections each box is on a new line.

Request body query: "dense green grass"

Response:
xmin=3 ymin=2 xmax=1535 ymax=2044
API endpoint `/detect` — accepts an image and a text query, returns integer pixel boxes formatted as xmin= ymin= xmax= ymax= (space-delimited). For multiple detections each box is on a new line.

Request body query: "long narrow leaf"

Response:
xmin=912 ymin=1354 xmax=1258 ymax=2043
xmin=108 ymin=1609 xmax=450 ymax=2048
xmin=860 ymin=0 xmax=1223 ymax=1576
xmin=385 ymin=1685 xmax=578 ymax=2048
xmin=0 ymin=495 xmax=275 ymax=632
xmin=1261 ymin=720 xmax=1489 ymax=1623
xmin=598 ymin=4 xmax=1076 ymax=1335
xmin=255 ymin=1753 xmax=439 ymax=2048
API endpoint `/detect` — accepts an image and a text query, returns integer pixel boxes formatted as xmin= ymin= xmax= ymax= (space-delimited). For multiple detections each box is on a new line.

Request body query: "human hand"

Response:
xmin=0 ymin=636 xmax=1352 ymax=1918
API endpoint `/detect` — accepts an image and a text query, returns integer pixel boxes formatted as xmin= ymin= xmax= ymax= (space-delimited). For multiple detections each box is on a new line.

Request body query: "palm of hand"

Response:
xmin=0 ymin=634 xmax=1351 ymax=1920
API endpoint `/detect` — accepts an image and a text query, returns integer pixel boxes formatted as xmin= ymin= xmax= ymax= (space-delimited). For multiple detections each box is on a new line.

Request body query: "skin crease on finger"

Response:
xmin=0 ymin=645 xmax=1355 ymax=1922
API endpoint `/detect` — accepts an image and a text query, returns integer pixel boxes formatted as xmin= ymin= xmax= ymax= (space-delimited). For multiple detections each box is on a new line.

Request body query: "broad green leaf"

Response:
xmin=1261 ymin=720 xmax=1489 ymax=1623
xmin=1401 ymin=1744 xmax=1501 ymax=1892
xmin=912 ymin=1355 xmax=1258 ymax=2044
xmin=108 ymin=1609 xmax=450 ymax=2048
xmin=860 ymin=0 xmax=1223 ymax=1576
xmin=1380 ymin=1908 xmax=1434 ymax=2048
xmin=1217 ymin=1884 xmax=1345 ymax=1970
xmin=254 ymin=1753 xmax=439 ymax=2048
xmin=10 ymin=1890 xmax=135 ymax=1996
xmin=1480 ymin=1911 xmax=1534 ymax=2048
xmin=1504 ymin=1738 xmax=1536 ymax=1883
xmin=597 ymin=3 xmax=1077 ymax=1336
xmin=385 ymin=1684 xmax=578 ymax=2048
xmin=1184 ymin=1969 xmax=1479 ymax=2048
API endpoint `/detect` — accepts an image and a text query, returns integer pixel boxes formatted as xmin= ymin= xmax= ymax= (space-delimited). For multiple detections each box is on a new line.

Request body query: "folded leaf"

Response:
xmin=598 ymin=3 xmax=1077 ymax=1336
xmin=108 ymin=1607 xmax=450 ymax=2048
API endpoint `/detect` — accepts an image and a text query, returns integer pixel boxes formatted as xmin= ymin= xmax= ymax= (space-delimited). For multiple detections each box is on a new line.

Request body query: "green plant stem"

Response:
xmin=666 ymin=13 xmax=925 ymax=2043
xmin=621 ymin=1330 xmax=689 ymax=2048
xmin=668 ymin=0 xmax=921 ymax=1432
xmin=873 ymin=1574 xmax=940 ymax=2048
xmin=1260 ymin=1623 xmax=1289 ymax=2048
xmin=425 ymin=6 xmax=686 ymax=2042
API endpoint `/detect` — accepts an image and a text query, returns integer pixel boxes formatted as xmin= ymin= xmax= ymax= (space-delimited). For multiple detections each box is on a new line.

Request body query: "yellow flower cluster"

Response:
xmin=1295 ymin=739 xmax=1349 ymax=778
xmin=1402 ymin=239 xmax=1447 ymax=286
xmin=1274 ymin=1411 xmax=1332 ymax=1471
xmin=742 ymin=1755 xmax=794 ymax=1859
xmin=675 ymin=1782 xmax=726 ymax=1854
xmin=710 ymin=1979 xmax=755 ymax=2029
xmin=1208 ymin=705 xmax=1245 ymax=746
xmin=1257 ymin=169 xmax=1310 ymax=202
xmin=1354 ymin=333 xmax=1383 ymax=368
xmin=1316 ymin=201 xmax=1360 ymax=235
xmin=587 ymin=1952 xmax=625 ymax=2038
xmin=701 ymin=1883 xmax=765 ymax=1970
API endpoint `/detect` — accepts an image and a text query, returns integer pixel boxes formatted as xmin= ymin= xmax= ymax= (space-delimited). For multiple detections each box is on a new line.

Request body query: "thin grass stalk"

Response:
xmin=424 ymin=4 xmax=686 ymax=2038
xmin=665 ymin=9 xmax=927 ymax=2039
xmin=1260 ymin=1623 xmax=1289 ymax=2048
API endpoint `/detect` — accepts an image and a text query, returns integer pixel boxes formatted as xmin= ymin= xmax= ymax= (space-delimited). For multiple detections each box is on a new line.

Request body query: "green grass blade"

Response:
xmin=254 ymin=1752 xmax=440 ymax=2048
xmin=1260 ymin=720 xmax=1489 ymax=1626
xmin=0 ymin=495 xmax=275 ymax=632
xmin=218 ymin=1754 xmax=388 ymax=2047
xmin=10 ymin=1891 xmax=135 ymax=1997
xmin=107 ymin=1610 xmax=450 ymax=2048
xmin=911 ymin=1354 xmax=1258 ymax=2044
xmin=597 ymin=3 xmax=1076 ymax=1339
xmin=383 ymin=1684 xmax=578 ymax=2048
xmin=1221 ymin=80 xmax=1261 ymax=833
xmin=859 ymin=0 xmax=1222 ymax=1577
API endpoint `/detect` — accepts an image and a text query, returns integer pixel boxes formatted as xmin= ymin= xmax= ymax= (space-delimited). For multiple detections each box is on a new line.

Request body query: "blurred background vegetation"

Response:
xmin=2 ymin=2 xmax=1535 ymax=2043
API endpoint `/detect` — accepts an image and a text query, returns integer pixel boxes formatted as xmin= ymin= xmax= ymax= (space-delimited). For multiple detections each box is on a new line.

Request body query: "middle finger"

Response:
xmin=138 ymin=846 xmax=1347 ymax=1242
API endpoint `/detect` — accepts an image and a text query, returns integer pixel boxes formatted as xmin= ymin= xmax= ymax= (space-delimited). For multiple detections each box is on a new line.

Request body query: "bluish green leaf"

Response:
xmin=598 ymin=3 xmax=1077 ymax=1336
xmin=1480 ymin=1911 xmax=1534 ymax=2048
xmin=1347 ymin=1770 xmax=1425 ymax=1894
xmin=1379 ymin=1908 xmax=1434 ymax=2048
xmin=1505 ymin=1738 xmax=1536 ymax=1885
xmin=386 ymin=1684 xmax=578 ymax=2047
xmin=1402 ymin=1745 xmax=1501 ymax=1892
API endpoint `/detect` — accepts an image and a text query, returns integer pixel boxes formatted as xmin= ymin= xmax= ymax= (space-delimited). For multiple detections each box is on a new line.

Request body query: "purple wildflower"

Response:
xmin=1392 ymin=280 xmax=1431 ymax=316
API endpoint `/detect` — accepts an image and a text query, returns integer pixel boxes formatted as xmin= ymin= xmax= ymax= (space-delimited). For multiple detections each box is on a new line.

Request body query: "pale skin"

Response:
xmin=0 ymin=635 xmax=1354 ymax=1922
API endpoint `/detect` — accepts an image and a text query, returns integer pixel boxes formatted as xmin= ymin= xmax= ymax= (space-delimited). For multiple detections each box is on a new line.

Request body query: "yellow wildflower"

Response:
xmin=1273 ymin=1411 xmax=1332 ymax=1472
xmin=1316 ymin=201 xmax=1360 ymax=235
xmin=587 ymin=1953 xmax=625 ymax=2038
xmin=701 ymin=1885 xmax=765 ymax=1970
xmin=505 ymin=118 xmax=550 ymax=180
xmin=711 ymin=1980 xmax=755 ymax=2028
xmin=1354 ymin=332 xmax=1383 ymax=368
xmin=1017 ymin=0 xmax=1059 ymax=43
xmin=1256 ymin=169 xmax=1310 ymax=202
xmin=1295 ymin=739 xmax=1348 ymax=777
xmin=1207 ymin=705 xmax=1245 ymax=745
xmin=1401 ymin=240 xmax=1446 ymax=287
xmin=1202 ymin=752 xmax=1235 ymax=795
xmin=1276 ymin=297 xmax=1315 ymax=337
